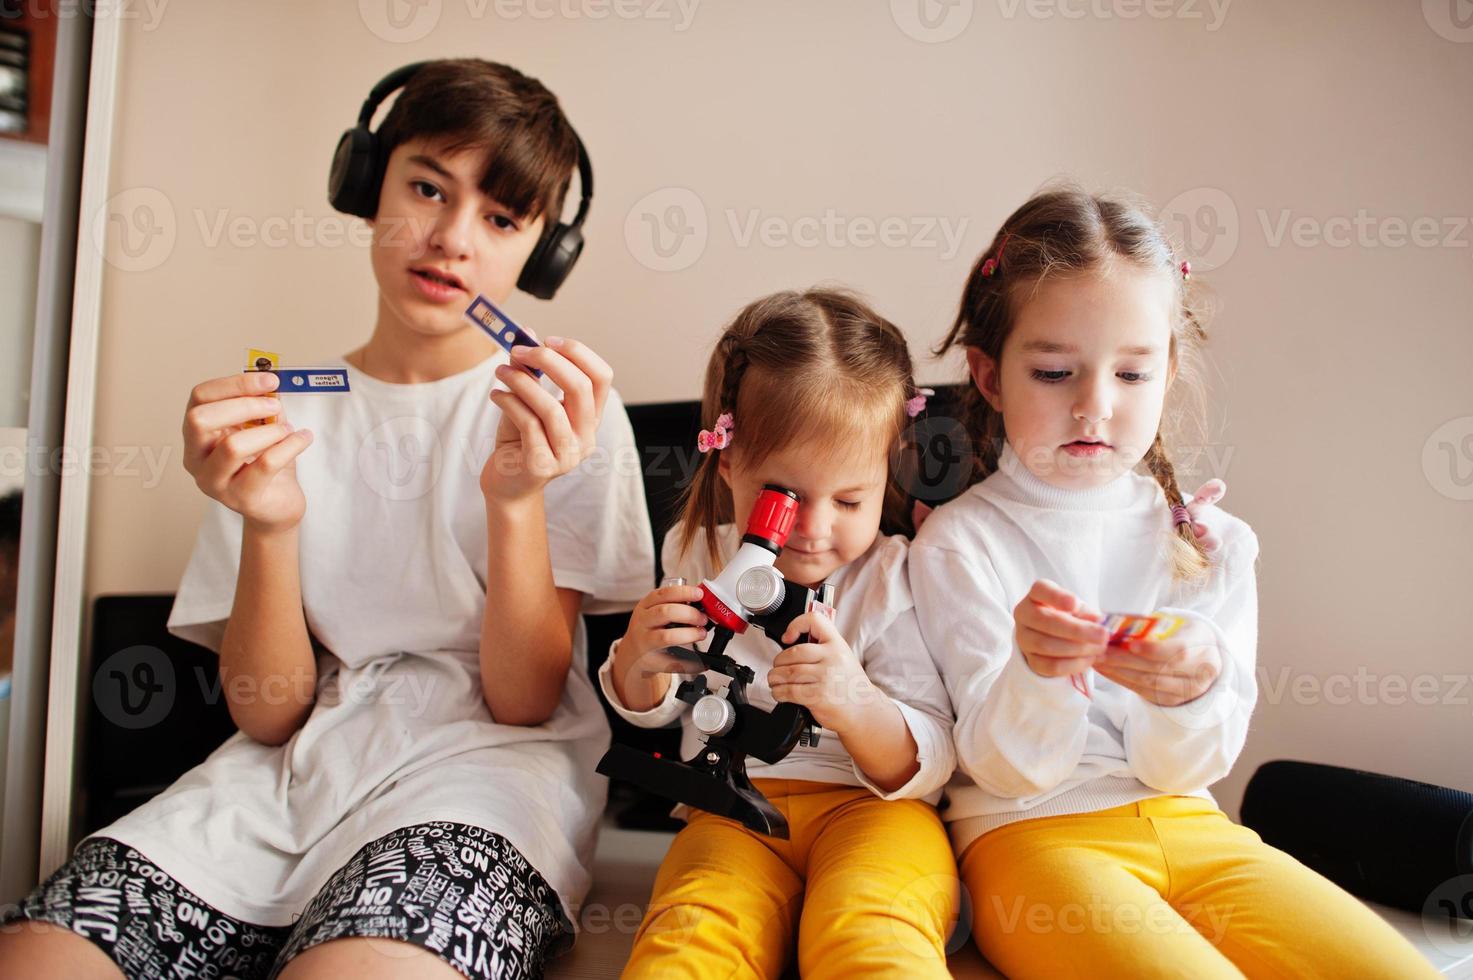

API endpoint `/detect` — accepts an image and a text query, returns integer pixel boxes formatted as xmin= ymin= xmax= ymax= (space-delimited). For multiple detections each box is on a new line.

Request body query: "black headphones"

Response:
xmin=328 ymin=62 xmax=593 ymax=300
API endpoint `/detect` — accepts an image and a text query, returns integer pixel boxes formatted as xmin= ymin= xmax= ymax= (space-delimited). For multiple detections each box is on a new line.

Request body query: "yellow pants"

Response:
xmin=961 ymin=794 xmax=1440 ymax=979
xmin=623 ymin=778 xmax=959 ymax=979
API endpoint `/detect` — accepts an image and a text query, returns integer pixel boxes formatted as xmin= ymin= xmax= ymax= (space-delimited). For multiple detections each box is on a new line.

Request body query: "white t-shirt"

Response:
xmin=909 ymin=443 xmax=1259 ymax=856
xmin=91 ymin=352 xmax=655 ymax=926
xmin=597 ymin=524 xmax=956 ymax=809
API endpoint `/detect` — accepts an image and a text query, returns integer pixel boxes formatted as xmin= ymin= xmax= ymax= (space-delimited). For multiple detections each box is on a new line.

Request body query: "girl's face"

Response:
xmin=368 ymin=137 xmax=547 ymax=339
xmin=968 ymin=265 xmax=1177 ymax=490
xmin=719 ymin=439 xmax=890 ymax=588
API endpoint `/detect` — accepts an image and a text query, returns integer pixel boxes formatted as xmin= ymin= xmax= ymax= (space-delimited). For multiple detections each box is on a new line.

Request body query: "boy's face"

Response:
xmin=969 ymin=265 xmax=1177 ymax=490
xmin=369 ymin=137 xmax=548 ymax=339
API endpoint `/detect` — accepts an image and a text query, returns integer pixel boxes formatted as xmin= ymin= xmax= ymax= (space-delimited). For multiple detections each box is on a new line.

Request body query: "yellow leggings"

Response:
xmin=623 ymin=778 xmax=959 ymax=979
xmin=961 ymin=794 xmax=1440 ymax=979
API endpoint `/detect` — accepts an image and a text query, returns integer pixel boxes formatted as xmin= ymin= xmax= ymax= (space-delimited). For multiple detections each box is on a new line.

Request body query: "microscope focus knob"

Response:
xmin=692 ymin=695 xmax=736 ymax=737
xmin=735 ymin=565 xmax=785 ymax=615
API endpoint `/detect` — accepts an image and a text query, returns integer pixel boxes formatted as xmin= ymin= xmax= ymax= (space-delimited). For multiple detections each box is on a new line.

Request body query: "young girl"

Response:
xmin=600 ymin=289 xmax=959 ymax=979
xmin=911 ymin=188 xmax=1438 ymax=978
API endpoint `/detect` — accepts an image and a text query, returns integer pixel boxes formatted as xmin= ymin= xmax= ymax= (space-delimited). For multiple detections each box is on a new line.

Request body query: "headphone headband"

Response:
xmin=357 ymin=61 xmax=431 ymax=128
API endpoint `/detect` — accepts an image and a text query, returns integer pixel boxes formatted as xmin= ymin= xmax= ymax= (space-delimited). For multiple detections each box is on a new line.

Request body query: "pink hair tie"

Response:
xmin=1171 ymin=503 xmax=1192 ymax=527
xmin=905 ymin=387 xmax=934 ymax=418
xmin=981 ymin=232 xmax=1012 ymax=278
xmin=697 ymin=412 xmax=734 ymax=454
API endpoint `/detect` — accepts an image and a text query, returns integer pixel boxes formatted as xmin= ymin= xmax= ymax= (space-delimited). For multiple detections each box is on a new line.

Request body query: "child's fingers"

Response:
xmin=185 ymin=395 xmax=285 ymax=435
xmin=512 ymin=347 xmax=592 ymax=449
xmin=1025 ymin=579 xmax=1079 ymax=612
xmin=1189 ymin=479 xmax=1226 ymax=508
xmin=495 ymin=366 xmax=578 ymax=461
xmin=489 ymin=386 xmax=553 ymax=461
xmin=781 ymin=610 xmax=837 ymax=646
xmin=546 ymin=336 xmax=613 ymax=424
xmin=1095 ymin=662 xmax=1163 ymax=686
xmin=769 ymin=682 xmax=820 ymax=706
xmin=648 ymin=627 xmax=709 ymax=652
xmin=1021 ymin=629 xmax=1102 ymax=662
xmin=197 ymin=423 xmax=296 ymax=492
xmin=768 ymin=662 xmax=824 ymax=688
xmin=649 ymin=603 xmax=708 ymax=628
xmin=233 ymin=428 xmax=313 ymax=494
xmin=1191 ymin=522 xmax=1222 ymax=551
xmin=649 ymin=584 xmax=706 ymax=606
xmin=1095 ymin=664 xmax=1199 ymax=705
xmin=772 ymin=642 xmax=824 ymax=669
xmin=187 ymin=370 xmax=279 ymax=411
xmin=511 ymin=340 xmax=607 ymax=451
xmin=1022 ymin=652 xmax=1098 ymax=677
xmin=1114 ymin=638 xmax=1194 ymax=664
xmin=1097 ymin=647 xmax=1168 ymax=672
xmin=183 ymin=396 xmax=285 ymax=469
xmin=1023 ymin=603 xmax=1109 ymax=644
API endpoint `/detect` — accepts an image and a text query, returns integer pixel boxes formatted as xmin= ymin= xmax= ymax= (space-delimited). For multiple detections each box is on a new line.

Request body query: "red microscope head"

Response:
xmin=698 ymin=485 xmax=799 ymax=633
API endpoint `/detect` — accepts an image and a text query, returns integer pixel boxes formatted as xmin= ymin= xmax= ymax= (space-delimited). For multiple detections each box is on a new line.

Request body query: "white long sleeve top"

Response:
xmin=599 ymin=524 xmax=957 ymax=809
xmin=909 ymin=444 xmax=1259 ymax=855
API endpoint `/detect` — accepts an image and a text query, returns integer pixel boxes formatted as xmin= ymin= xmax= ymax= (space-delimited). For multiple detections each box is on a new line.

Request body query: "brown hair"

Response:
xmin=935 ymin=186 xmax=1213 ymax=581
xmin=374 ymin=59 xmax=578 ymax=223
xmin=677 ymin=288 xmax=922 ymax=569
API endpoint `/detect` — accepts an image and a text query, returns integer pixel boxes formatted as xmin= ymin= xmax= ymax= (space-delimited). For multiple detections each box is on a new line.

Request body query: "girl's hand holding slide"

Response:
xmin=1093 ymin=616 xmax=1222 ymax=707
xmin=1014 ymin=579 xmax=1110 ymax=678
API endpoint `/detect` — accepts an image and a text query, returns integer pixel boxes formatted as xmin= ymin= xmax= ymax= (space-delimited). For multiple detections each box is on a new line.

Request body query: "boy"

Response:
xmin=0 ymin=60 xmax=653 ymax=980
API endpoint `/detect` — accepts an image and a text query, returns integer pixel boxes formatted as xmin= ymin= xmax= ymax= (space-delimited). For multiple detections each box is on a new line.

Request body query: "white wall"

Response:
xmin=83 ymin=0 xmax=1473 ymax=815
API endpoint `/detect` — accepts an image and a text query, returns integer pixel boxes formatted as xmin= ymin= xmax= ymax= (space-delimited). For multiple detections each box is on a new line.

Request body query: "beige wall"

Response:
xmin=85 ymin=0 xmax=1473 ymax=814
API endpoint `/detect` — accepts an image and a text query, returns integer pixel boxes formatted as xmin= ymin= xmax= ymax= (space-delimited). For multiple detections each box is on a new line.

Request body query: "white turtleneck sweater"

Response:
xmin=909 ymin=444 xmax=1259 ymax=855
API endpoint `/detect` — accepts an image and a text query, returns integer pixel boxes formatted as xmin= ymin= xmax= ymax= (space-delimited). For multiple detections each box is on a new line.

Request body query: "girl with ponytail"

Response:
xmin=912 ymin=187 xmax=1437 ymax=977
xmin=600 ymin=287 xmax=959 ymax=978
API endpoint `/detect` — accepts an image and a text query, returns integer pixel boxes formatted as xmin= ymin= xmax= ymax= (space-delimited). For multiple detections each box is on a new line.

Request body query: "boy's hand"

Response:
xmin=613 ymin=584 xmax=711 ymax=679
xmin=1014 ymin=579 xmax=1110 ymax=678
xmin=482 ymin=336 xmax=613 ymax=503
xmin=183 ymin=371 xmax=313 ymax=534
xmin=1093 ymin=616 xmax=1222 ymax=706
xmin=769 ymin=606 xmax=876 ymax=737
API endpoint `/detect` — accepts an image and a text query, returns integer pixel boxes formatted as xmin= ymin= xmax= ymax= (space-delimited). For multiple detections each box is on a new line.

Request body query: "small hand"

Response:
xmin=1093 ymin=616 xmax=1222 ymax=707
xmin=482 ymin=336 xmax=613 ymax=502
xmin=769 ymin=605 xmax=877 ymax=736
xmin=1184 ymin=479 xmax=1227 ymax=552
xmin=182 ymin=370 xmax=313 ymax=534
xmin=1013 ymin=579 xmax=1109 ymax=678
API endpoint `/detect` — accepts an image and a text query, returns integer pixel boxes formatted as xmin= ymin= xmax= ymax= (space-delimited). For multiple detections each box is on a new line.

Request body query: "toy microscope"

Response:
xmin=597 ymin=486 xmax=835 ymax=839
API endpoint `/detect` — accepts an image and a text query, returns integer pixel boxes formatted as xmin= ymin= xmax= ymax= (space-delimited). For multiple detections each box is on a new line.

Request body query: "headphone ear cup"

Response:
xmin=517 ymin=224 xmax=585 ymax=300
xmin=328 ymin=127 xmax=380 ymax=219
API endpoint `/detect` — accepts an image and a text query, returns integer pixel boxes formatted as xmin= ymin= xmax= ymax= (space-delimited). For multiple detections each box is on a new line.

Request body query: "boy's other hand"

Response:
xmin=482 ymin=336 xmax=613 ymax=503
